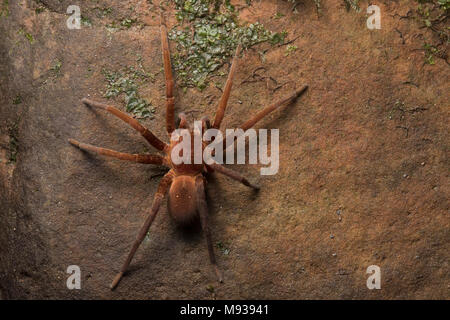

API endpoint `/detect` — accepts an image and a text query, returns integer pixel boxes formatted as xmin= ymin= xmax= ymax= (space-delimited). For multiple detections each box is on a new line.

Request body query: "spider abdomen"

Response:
xmin=167 ymin=175 xmax=198 ymax=224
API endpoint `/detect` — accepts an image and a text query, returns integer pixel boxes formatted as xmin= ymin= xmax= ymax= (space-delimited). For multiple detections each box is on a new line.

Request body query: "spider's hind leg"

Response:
xmin=195 ymin=176 xmax=223 ymax=283
xmin=110 ymin=170 xmax=175 ymax=290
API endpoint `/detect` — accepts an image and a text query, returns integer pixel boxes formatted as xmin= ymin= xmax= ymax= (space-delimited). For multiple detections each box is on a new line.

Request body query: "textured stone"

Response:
xmin=0 ymin=0 xmax=448 ymax=299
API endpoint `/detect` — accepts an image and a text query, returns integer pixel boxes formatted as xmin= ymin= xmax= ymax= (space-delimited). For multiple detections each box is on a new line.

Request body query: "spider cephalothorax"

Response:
xmin=69 ymin=13 xmax=307 ymax=290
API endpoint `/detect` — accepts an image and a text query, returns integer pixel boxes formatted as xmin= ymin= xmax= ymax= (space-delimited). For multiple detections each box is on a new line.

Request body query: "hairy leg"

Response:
xmin=212 ymin=45 xmax=241 ymax=129
xmin=81 ymin=98 xmax=167 ymax=152
xmin=195 ymin=176 xmax=223 ymax=282
xmin=216 ymin=85 xmax=308 ymax=153
xmin=240 ymin=85 xmax=308 ymax=130
xmin=110 ymin=170 xmax=175 ymax=290
xmin=160 ymin=12 xmax=175 ymax=135
xmin=201 ymin=116 xmax=211 ymax=131
xmin=206 ymin=163 xmax=259 ymax=190
xmin=69 ymin=139 xmax=166 ymax=165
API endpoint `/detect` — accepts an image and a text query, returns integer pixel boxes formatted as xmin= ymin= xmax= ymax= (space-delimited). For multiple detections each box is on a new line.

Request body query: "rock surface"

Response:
xmin=0 ymin=0 xmax=448 ymax=299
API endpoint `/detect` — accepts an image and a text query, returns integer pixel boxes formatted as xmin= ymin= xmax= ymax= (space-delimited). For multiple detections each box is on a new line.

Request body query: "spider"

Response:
xmin=68 ymin=13 xmax=308 ymax=290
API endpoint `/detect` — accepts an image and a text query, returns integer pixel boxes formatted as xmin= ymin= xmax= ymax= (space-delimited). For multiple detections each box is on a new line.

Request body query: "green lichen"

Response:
xmin=81 ymin=15 xmax=92 ymax=27
xmin=106 ymin=17 xmax=139 ymax=32
xmin=35 ymin=6 xmax=45 ymax=14
xmin=13 ymin=94 xmax=22 ymax=105
xmin=0 ymin=0 xmax=8 ymax=18
xmin=216 ymin=241 xmax=230 ymax=255
xmin=50 ymin=59 xmax=62 ymax=75
xmin=8 ymin=122 xmax=18 ymax=163
xmin=18 ymin=29 xmax=34 ymax=44
xmin=415 ymin=0 xmax=449 ymax=64
xmin=285 ymin=44 xmax=298 ymax=56
xmin=273 ymin=12 xmax=285 ymax=19
xmin=423 ymin=43 xmax=443 ymax=64
xmin=343 ymin=0 xmax=361 ymax=12
xmin=437 ymin=0 xmax=450 ymax=10
xmin=103 ymin=66 xmax=155 ymax=119
xmin=169 ymin=0 xmax=288 ymax=90
xmin=120 ymin=18 xmax=137 ymax=28
xmin=95 ymin=7 xmax=113 ymax=18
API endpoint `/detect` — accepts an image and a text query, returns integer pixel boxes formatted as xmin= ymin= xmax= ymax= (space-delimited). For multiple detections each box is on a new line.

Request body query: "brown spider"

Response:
xmin=68 ymin=13 xmax=308 ymax=290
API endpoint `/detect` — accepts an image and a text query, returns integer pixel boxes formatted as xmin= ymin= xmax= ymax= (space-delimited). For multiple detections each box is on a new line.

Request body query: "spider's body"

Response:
xmin=167 ymin=129 xmax=204 ymax=222
xmin=165 ymin=120 xmax=208 ymax=223
xmin=68 ymin=13 xmax=307 ymax=290
xmin=168 ymin=174 xmax=199 ymax=223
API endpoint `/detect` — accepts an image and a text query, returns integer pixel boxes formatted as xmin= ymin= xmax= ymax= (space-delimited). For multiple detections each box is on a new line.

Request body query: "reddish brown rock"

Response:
xmin=0 ymin=0 xmax=448 ymax=299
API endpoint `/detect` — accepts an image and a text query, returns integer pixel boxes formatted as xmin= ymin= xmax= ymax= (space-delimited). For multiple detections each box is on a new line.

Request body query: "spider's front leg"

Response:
xmin=160 ymin=12 xmax=176 ymax=135
xmin=212 ymin=45 xmax=240 ymax=129
xmin=240 ymin=85 xmax=308 ymax=131
xmin=195 ymin=176 xmax=223 ymax=283
xmin=207 ymin=163 xmax=259 ymax=190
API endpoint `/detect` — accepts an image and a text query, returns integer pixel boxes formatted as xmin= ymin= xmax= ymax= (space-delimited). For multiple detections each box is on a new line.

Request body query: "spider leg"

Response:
xmin=160 ymin=12 xmax=175 ymax=135
xmin=240 ymin=85 xmax=308 ymax=131
xmin=206 ymin=163 xmax=259 ymax=190
xmin=81 ymin=98 xmax=167 ymax=152
xmin=68 ymin=139 xmax=166 ymax=165
xmin=195 ymin=176 xmax=223 ymax=283
xmin=110 ymin=170 xmax=175 ymax=290
xmin=217 ymin=85 xmax=308 ymax=154
xmin=212 ymin=45 xmax=240 ymax=129
xmin=201 ymin=116 xmax=211 ymax=131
